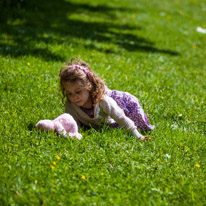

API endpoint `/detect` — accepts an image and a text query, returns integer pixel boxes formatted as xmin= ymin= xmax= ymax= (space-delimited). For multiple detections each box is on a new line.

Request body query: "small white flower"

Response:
xmin=165 ymin=154 xmax=171 ymax=159
xmin=196 ymin=27 xmax=206 ymax=34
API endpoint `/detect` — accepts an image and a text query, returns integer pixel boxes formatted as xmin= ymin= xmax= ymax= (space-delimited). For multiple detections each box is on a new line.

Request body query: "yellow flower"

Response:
xmin=192 ymin=45 xmax=196 ymax=49
xmin=101 ymin=172 xmax=104 ymax=176
xmin=81 ymin=175 xmax=86 ymax=180
xmin=52 ymin=161 xmax=56 ymax=165
xmin=196 ymin=164 xmax=200 ymax=168
xmin=26 ymin=62 xmax=30 ymax=66
xmin=131 ymin=15 xmax=135 ymax=19
xmin=56 ymin=155 xmax=60 ymax=160
xmin=50 ymin=165 xmax=55 ymax=169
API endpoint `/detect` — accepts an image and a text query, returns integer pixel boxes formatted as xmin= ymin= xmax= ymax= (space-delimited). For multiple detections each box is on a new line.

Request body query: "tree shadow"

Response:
xmin=0 ymin=0 xmax=179 ymax=61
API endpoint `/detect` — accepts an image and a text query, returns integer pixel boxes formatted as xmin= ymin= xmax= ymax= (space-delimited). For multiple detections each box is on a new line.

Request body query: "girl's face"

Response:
xmin=64 ymin=81 xmax=92 ymax=109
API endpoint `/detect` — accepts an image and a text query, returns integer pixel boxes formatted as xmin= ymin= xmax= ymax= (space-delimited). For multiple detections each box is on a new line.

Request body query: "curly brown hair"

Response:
xmin=59 ymin=58 xmax=106 ymax=105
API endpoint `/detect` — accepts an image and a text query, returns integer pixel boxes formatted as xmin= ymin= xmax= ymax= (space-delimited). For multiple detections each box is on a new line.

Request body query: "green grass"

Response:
xmin=0 ymin=0 xmax=206 ymax=205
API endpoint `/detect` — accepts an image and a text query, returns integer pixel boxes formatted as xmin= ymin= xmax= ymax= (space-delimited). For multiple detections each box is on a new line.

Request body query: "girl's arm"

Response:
xmin=100 ymin=96 xmax=146 ymax=140
xmin=131 ymin=128 xmax=145 ymax=139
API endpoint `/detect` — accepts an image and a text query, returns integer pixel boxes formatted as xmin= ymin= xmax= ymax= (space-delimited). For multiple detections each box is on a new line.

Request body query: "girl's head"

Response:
xmin=59 ymin=58 xmax=105 ymax=106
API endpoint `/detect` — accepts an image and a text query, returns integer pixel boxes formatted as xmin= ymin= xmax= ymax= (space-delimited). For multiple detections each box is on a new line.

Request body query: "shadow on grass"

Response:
xmin=27 ymin=122 xmax=36 ymax=131
xmin=0 ymin=0 xmax=179 ymax=61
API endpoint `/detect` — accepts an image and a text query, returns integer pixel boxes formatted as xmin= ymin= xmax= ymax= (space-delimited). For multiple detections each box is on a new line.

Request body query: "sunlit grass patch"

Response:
xmin=0 ymin=0 xmax=205 ymax=205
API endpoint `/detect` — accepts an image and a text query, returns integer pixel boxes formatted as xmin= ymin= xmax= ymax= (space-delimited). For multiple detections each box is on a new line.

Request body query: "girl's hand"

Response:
xmin=139 ymin=136 xmax=151 ymax=141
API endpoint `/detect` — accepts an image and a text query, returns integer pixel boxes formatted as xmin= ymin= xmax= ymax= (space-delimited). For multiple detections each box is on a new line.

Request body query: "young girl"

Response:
xmin=59 ymin=58 xmax=154 ymax=140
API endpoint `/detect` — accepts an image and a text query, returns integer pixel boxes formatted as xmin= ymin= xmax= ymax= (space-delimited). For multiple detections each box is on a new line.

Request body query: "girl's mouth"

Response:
xmin=74 ymin=101 xmax=81 ymax=104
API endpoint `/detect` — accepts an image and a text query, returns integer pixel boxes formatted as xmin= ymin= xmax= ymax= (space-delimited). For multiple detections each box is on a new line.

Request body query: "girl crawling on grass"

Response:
xmin=59 ymin=58 xmax=154 ymax=141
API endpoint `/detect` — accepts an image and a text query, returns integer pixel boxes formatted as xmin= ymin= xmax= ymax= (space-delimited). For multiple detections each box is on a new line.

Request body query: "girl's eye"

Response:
xmin=76 ymin=91 xmax=81 ymax=94
xmin=67 ymin=93 xmax=72 ymax=96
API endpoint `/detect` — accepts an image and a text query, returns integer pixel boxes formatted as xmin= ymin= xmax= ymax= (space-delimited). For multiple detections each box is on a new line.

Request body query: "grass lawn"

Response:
xmin=0 ymin=0 xmax=205 ymax=205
